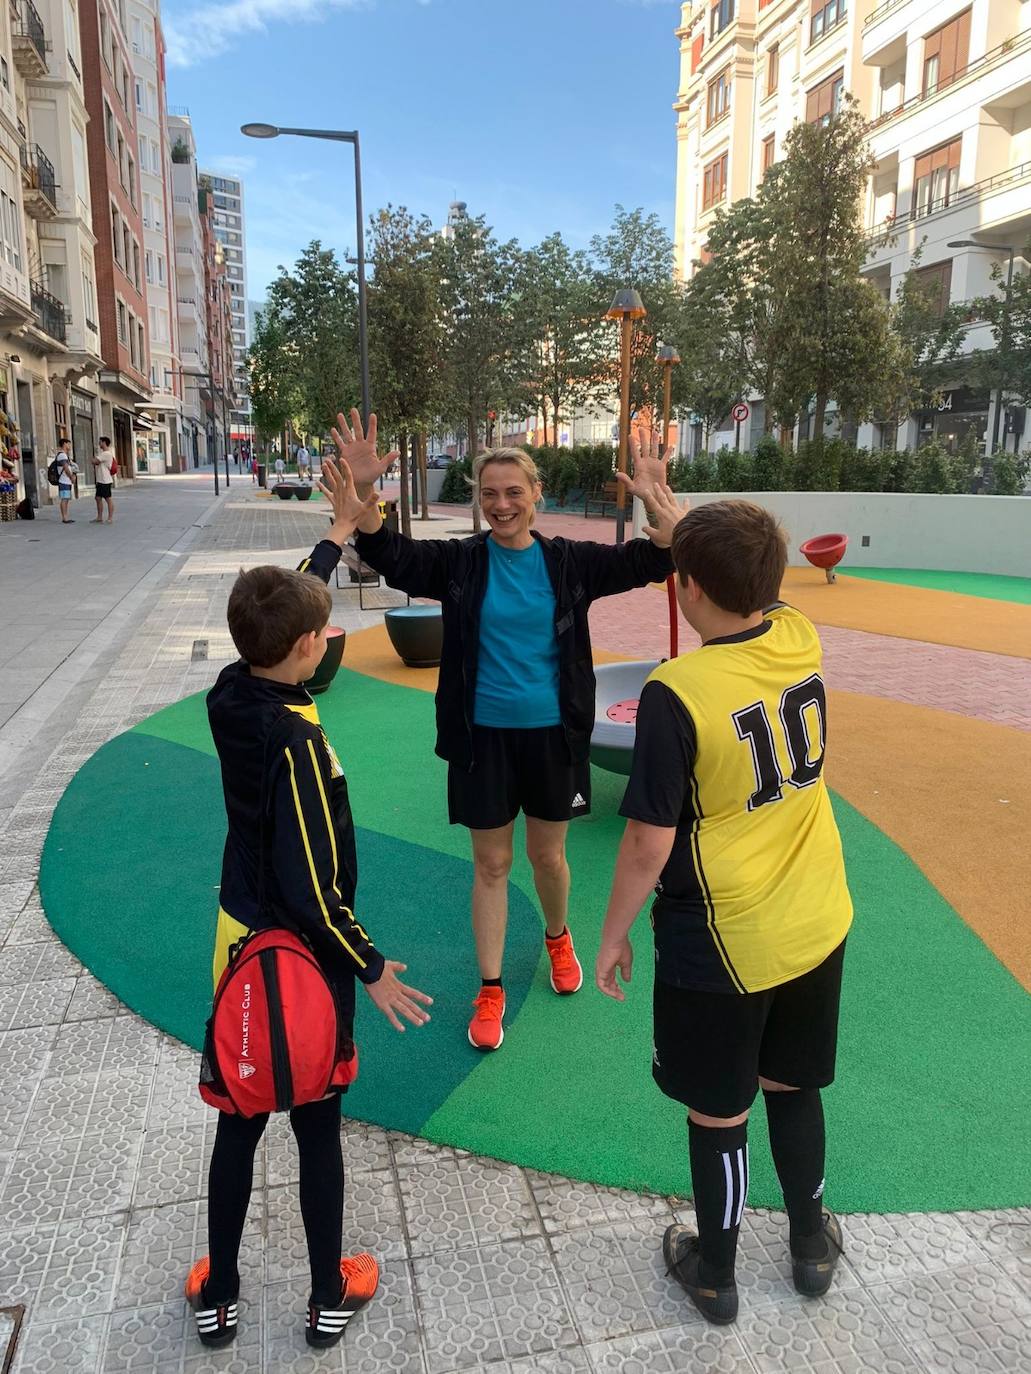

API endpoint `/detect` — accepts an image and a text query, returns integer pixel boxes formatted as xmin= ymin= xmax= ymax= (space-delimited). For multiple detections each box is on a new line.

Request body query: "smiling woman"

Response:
xmin=328 ymin=410 xmax=682 ymax=1054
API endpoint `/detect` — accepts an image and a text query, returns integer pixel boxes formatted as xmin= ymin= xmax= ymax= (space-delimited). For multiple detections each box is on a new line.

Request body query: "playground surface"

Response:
xmin=4 ymin=479 xmax=1031 ymax=1373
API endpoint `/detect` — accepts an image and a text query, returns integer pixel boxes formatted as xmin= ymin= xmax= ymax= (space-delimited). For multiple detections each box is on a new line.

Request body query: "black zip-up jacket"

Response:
xmin=206 ymin=539 xmax=384 ymax=1024
xmin=354 ymin=525 xmax=673 ymax=771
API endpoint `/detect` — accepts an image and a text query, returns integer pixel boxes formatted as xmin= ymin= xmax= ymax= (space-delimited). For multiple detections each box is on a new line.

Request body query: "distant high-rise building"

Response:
xmin=439 ymin=199 xmax=468 ymax=241
xmin=200 ymin=169 xmax=248 ymax=426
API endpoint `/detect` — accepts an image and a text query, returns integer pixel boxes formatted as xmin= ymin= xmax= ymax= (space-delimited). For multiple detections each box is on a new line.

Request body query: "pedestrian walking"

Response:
xmin=297 ymin=444 xmax=310 ymax=480
xmin=250 ymin=455 xmax=259 ymax=485
xmin=596 ymin=500 xmax=851 ymax=1326
xmin=274 ymin=454 xmax=285 ymax=481
xmin=90 ymin=436 xmax=116 ymax=524
xmin=333 ymin=409 xmax=678 ymax=1052
xmin=51 ymin=438 xmax=77 ymax=523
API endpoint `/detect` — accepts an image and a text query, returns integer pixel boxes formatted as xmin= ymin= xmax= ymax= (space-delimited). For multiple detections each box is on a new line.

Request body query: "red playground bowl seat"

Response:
xmin=800 ymin=533 xmax=848 ymax=571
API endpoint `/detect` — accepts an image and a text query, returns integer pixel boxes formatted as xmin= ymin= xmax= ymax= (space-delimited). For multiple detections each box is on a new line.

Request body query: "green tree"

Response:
xmin=671 ymin=271 xmax=744 ymax=448
xmin=265 ymin=241 xmax=359 ymax=437
xmin=517 ymin=233 xmax=605 ymax=447
xmin=972 ymin=238 xmax=1031 ymax=410
xmin=368 ymin=206 xmax=443 ymax=531
xmin=874 ymin=245 xmax=968 ymax=430
xmin=246 ymin=308 xmax=297 ymax=453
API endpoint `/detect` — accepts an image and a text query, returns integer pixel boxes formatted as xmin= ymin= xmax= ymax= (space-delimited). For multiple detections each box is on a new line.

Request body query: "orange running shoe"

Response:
xmin=306 ymin=1252 xmax=380 ymax=1348
xmin=546 ymin=928 xmax=583 ymax=994
xmin=467 ymin=985 xmax=506 ymax=1050
xmin=185 ymin=1256 xmax=237 ymax=1347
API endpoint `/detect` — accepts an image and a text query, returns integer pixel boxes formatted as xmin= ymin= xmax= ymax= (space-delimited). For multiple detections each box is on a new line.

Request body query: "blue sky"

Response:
xmin=161 ymin=0 xmax=683 ymax=302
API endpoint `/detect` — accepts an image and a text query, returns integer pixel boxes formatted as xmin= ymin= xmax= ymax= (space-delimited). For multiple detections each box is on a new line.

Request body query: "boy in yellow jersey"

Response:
xmin=596 ymin=498 xmax=852 ymax=1326
xmin=186 ymin=458 xmax=432 ymax=1352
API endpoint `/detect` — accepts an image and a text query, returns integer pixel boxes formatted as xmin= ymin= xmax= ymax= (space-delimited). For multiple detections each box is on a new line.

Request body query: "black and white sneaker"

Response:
xmin=791 ymin=1209 xmax=845 ymax=1297
xmin=185 ymin=1257 xmax=238 ymax=1347
xmin=305 ymin=1252 xmax=380 ymax=1348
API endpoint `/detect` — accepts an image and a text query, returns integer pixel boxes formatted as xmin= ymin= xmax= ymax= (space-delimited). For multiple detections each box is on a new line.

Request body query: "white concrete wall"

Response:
xmin=633 ymin=491 xmax=1031 ymax=576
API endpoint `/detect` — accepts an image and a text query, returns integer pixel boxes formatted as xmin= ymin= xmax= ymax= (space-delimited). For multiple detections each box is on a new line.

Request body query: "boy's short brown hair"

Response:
xmin=227 ymin=565 xmax=332 ymax=667
xmin=671 ymin=500 xmax=787 ymax=616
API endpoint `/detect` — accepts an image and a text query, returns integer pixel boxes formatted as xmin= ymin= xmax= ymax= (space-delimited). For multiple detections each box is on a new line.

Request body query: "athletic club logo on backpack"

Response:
xmin=238 ymin=1062 xmax=255 ymax=1079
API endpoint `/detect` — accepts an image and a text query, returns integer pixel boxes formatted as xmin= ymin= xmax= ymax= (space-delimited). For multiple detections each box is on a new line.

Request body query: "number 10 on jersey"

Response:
xmin=732 ymin=675 xmax=827 ymax=811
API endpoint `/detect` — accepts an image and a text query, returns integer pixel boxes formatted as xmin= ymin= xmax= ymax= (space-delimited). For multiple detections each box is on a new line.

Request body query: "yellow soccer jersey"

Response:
xmin=619 ymin=604 xmax=852 ymax=994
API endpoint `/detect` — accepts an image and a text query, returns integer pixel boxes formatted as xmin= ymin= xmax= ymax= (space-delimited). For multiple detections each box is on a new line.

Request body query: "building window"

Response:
xmin=702 ymin=152 xmax=729 ymax=209
xmin=145 ymin=249 xmax=153 ymax=282
xmin=157 ymin=254 xmax=166 ymax=285
xmin=100 ymin=9 xmax=110 ymax=69
xmin=923 ymin=9 xmax=971 ymax=96
xmin=111 ymin=206 xmax=121 ymax=264
xmin=138 ymin=322 xmax=145 ymax=369
xmin=82 ymin=257 xmax=95 ymax=318
xmin=913 ymin=260 xmax=953 ymax=317
xmin=142 ymin=191 xmax=152 ymax=228
xmin=122 ymin=68 xmax=131 ymax=115
xmin=690 ymin=33 xmax=704 ymax=73
xmin=134 ymin=78 xmax=143 ymax=111
xmin=133 ymin=241 xmax=141 ymax=289
xmin=117 ymin=299 xmax=127 ymax=343
xmin=709 ymin=0 xmax=734 ymax=39
xmin=116 ymin=132 xmax=125 ymax=185
xmin=127 ymin=156 xmax=136 ymax=207
xmin=913 ymin=137 xmax=961 ymax=217
xmin=761 ymin=133 xmax=776 ymax=175
xmin=123 ymin=225 xmax=131 ymax=274
xmin=104 ymin=101 xmax=115 ymax=151
xmin=706 ymin=70 xmax=731 ymax=127
xmin=129 ymin=312 xmax=138 ymax=367
xmin=766 ymin=45 xmax=779 ymax=96
xmin=806 ymin=69 xmax=844 ymax=125
xmin=0 ymin=160 xmax=22 ymax=272
xmin=71 ymin=123 xmax=89 ymax=215
xmin=810 ymin=0 xmax=847 ymax=46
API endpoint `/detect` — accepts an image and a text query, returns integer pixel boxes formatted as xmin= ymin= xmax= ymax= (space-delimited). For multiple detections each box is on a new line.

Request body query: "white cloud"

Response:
xmin=204 ymin=154 xmax=258 ymax=176
xmin=165 ymin=0 xmax=372 ymax=68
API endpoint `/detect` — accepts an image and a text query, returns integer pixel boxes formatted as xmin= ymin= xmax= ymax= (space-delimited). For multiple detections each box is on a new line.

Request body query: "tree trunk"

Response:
xmin=812 ymin=393 xmax=827 ymax=444
xmin=416 ymin=431 xmax=429 ymax=519
xmin=553 ymin=402 xmax=560 ymax=450
xmin=398 ymin=432 xmax=412 ymax=538
xmin=468 ymin=409 xmax=481 ymax=532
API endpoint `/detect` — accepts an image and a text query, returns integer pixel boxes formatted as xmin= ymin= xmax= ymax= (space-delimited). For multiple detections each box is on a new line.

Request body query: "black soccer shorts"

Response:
xmin=447 ymin=724 xmax=591 ymax=829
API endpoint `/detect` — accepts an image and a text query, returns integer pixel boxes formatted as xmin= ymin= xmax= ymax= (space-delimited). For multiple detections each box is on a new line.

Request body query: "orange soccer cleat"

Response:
xmin=185 ymin=1256 xmax=238 ymax=1347
xmin=306 ymin=1252 xmax=380 ymax=1348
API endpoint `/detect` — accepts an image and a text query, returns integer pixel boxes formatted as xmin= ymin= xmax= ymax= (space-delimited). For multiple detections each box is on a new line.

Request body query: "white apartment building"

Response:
xmin=167 ymin=110 xmax=207 ymax=463
xmin=0 ymin=0 xmax=103 ymax=506
xmin=673 ymin=0 xmax=1031 ymax=455
xmin=129 ymin=0 xmax=182 ymax=473
xmin=200 ymin=168 xmax=247 ymax=430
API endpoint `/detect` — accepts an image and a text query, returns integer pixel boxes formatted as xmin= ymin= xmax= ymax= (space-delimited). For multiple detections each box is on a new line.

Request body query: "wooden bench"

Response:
xmin=584 ymin=481 xmax=620 ymax=518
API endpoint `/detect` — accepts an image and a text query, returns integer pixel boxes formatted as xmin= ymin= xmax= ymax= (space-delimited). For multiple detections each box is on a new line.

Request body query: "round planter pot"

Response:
xmin=384 ymin=605 xmax=443 ymax=668
xmin=304 ymin=626 xmax=346 ymax=695
xmin=273 ymin=484 xmax=294 ymax=500
xmin=295 ymin=486 xmax=313 ymax=501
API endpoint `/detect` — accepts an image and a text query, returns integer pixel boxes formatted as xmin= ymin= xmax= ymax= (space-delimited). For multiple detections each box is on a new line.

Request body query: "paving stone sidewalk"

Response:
xmin=0 ymin=482 xmax=1028 ymax=1374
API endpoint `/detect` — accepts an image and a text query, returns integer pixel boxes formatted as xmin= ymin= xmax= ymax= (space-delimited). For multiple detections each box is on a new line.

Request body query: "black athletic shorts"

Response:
xmin=447 ymin=724 xmax=591 ymax=829
xmin=95 ymin=482 xmax=112 ymax=499
xmin=652 ymin=939 xmax=846 ymax=1119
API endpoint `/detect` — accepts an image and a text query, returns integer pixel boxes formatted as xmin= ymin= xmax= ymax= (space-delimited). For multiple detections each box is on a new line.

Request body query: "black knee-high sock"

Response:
xmin=687 ymin=1118 xmax=749 ymax=1285
xmin=206 ymin=1110 xmax=269 ymax=1302
xmin=763 ymin=1088 xmax=826 ymax=1255
xmin=291 ymin=1096 xmax=345 ymax=1307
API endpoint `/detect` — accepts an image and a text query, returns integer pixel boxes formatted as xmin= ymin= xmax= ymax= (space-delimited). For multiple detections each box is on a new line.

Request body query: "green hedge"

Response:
xmin=669 ymin=438 xmax=1029 ymax=497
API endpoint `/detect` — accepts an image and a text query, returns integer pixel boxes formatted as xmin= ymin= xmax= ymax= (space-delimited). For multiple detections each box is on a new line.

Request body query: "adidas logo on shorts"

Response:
xmin=571 ymin=792 xmax=586 ymax=809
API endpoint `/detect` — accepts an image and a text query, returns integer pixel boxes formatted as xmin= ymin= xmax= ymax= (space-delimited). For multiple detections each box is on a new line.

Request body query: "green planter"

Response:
xmin=304 ymin=627 xmax=346 ymax=695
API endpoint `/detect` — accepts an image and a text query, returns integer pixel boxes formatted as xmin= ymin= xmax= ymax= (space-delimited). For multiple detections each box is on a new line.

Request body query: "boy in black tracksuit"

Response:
xmin=186 ymin=459 xmax=432 ymax=1352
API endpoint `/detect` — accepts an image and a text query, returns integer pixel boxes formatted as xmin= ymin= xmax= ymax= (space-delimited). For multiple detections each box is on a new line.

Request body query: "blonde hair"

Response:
xmin=471 ymin=448 xmax=543 ymax=525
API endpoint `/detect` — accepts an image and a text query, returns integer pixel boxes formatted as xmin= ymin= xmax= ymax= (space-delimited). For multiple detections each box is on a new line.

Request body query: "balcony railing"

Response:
xmin=866 ymin=159 xmax=1031 ymax=243
xmin=869 ymin=31 xmax=1031 ymax=131
xmin=20 ymin=143 xmax=57 ymax=217
xmin=864 ymin=0 xmax=906 ymax=29
xmin=31 ymin=280 xmax=67 ymax=343
xmin=11 ymin=0 xmax=48 ymax=77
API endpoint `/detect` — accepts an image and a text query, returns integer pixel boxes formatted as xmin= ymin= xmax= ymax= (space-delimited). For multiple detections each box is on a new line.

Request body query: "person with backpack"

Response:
xmin=90 ymin=436 xmax=116 ymax=524
xmin=48 ymin=439 xmax=77 ymax=523
xmin=187 ymin=453 xmax=432 ymax=1351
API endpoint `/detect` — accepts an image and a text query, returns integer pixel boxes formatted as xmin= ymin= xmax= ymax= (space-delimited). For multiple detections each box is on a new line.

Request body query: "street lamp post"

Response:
xmin=242 ymin=122 xmax=371 ymax=426
xmin=605 ymin=288 xmax=647 ymax=545
xmin=947 ymin=239 xmax=1017 ymax=458
xmin=656 ymin=344 xmax=681 ymax=458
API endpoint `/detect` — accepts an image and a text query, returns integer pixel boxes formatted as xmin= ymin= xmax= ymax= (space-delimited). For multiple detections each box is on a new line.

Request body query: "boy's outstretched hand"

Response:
xmin=320 ymin=455 xmax=381 ymax=546
xmin=364 ymin=960 xmax=433 ymax=1032
xmin=637 ymin=482 xmax=685 ymax=549
xmin=330 ymin=409 xmax=398 ymax=488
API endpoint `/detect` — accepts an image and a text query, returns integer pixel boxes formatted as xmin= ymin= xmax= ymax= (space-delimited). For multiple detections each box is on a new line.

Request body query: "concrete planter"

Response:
xmin=384 ymin=605 xmax=443 ymax=667
xmin=304 ymin=627 xmax=346 ymax=695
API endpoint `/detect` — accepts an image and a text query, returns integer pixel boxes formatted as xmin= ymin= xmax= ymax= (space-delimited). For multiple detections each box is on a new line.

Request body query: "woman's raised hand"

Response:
xmin=617 ymin=426 xmax=668 ymax=502
xmin=330 ymin=408 xmax=399 ymax=488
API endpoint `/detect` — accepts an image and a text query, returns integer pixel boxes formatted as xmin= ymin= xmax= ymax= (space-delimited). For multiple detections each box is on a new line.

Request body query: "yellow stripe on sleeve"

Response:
xmin=284 ymin=746 xmax=367 ymax=970
xmin=305 ymin=737 xmax=342 ymax=901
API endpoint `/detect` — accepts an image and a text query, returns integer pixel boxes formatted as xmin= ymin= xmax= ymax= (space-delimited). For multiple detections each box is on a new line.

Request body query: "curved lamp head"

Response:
xmin=605 ymin=288 xmax=647 ymax=321
xmin=657 ymin=343 xmax=681 ymax=366
xmin=241 ymin=123 xmax=280 ymax=139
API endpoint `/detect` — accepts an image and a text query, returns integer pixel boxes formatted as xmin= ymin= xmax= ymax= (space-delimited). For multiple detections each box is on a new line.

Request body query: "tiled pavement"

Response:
xmin=1 ymin=479 xmax=1029 ymax=1374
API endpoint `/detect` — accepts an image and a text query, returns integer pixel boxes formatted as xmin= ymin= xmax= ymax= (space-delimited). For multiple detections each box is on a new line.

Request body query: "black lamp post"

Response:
xmin=242 ymin=122 xmax=370 ymax=426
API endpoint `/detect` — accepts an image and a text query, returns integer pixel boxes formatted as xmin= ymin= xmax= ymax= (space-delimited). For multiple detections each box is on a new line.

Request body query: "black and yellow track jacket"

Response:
xmin=206 ymin=538 xmax=384 ymax=1024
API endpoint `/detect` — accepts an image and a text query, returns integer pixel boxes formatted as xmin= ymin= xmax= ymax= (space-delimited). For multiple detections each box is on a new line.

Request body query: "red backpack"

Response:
xmin=199 ymin=928 xmax=358 ymax=1116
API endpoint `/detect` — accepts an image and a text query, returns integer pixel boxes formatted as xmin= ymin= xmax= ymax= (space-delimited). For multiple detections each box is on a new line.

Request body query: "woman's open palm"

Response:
xmin=330 ymin=408 xmax=398 ymax=487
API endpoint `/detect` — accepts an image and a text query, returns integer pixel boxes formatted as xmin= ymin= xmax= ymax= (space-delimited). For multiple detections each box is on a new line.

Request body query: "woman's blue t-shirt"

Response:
xmin=474 ymin=537 xmax=561 ymax=728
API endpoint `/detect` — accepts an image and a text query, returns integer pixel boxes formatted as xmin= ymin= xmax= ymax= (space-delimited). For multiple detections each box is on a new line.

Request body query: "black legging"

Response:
xmin=206 ymin=1094 xmax=344 ymax=1307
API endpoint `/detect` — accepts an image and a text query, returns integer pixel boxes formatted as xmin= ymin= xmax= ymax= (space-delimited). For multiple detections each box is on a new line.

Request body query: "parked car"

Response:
xmin=427 ymin=454 xmax=454 ymax=469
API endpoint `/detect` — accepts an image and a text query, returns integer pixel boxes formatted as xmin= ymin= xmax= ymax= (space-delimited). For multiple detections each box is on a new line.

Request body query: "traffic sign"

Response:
xmin=732 ymin=402 xmax=750 ymax=423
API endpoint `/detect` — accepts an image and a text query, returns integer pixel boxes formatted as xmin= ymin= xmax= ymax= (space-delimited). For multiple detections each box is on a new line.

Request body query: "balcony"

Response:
xmin=869 ymin=31 xmax=1031 ymax=132
xmin=11 ymin=0 xmax=48 ymax=78
xmin=20 ymin=143 xmax=57 ymax=218
xmin=866 ymin=159 xmax=1031 ymax=247
xmin=31 ymin=280 xmax=67 ymax=343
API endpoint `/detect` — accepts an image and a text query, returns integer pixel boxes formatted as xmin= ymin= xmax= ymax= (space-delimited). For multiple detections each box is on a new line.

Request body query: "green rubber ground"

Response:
xmin=39 ymin=667 xmax=1031 ymax=1211
xmin=844 ymin=567 xmax=1031 ymax=603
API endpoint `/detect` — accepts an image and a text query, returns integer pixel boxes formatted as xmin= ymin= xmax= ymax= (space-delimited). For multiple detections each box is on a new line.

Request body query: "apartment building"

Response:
xmin=200 ymin=167 xmax=247 ymax=429
xmin=128 ymin=0 xmax=182 ymax=473
xmin=673 ymin=0 xmax=1031 ymax=453
xmin=167 ymin=110 xmax=207 ymax=463
xmin=0 ymin=0 xmax=105 ymax=506
xmin=80 ymin=0 xmax=152 ymax=475
xmin=199 ymin=177 xmax=235 ymax=462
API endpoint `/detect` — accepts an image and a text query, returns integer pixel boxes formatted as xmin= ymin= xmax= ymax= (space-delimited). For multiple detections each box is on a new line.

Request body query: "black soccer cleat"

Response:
xmin=662 ymin=1224 xmax=739 ymax=1325
xmin=305 ymin=1252 xmax=379 ymax=1348
xmin=185 ymin=1257 xmax=238 ymax=1347
xmin=791 ymin=1209 xmax=845 ymax=1297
